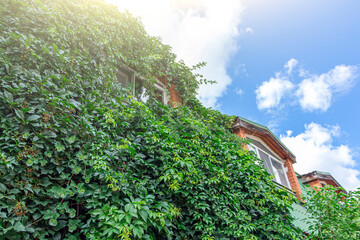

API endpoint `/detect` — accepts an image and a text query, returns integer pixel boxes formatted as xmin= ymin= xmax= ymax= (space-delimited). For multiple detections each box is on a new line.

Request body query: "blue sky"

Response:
xmin=221 ymin=0 xmax=360 ymax=131
xmin=111 ymin=0 xmax=360 ymax=190
xmin=220 ymin=0 xmax=360 ymax=190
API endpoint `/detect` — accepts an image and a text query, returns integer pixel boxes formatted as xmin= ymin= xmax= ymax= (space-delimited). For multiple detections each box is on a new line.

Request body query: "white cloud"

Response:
xmin=280 ymin=123 xmax=360 ymax=191
xmin=284 ymin=58 xmax=298 ymax=75
xmin=256 ymin=59 xmax=358 ymax=111
xmin=245 ymin=27 xmax=253 ymax=34
xmin=108 ymin=0 xmax=244 ymax=108
xmin=235 ymin=88 xmax=244 ymax=96
xmin=327 ymin=65 xmax=358 ymax=92
xmin=296 ymin=77 xmax=332 ymax=112
xmin=233 ymin=63 xmax=248 ymax=77
xmin=255 ymin=74 xmax=294 ymax=110
xmin=297 ymin=65 xmax=358 ymax=112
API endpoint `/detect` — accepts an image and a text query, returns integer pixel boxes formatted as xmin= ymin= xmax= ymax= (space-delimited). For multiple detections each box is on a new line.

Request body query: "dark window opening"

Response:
xmin=115 ymin=67 xmax=167 ymax=104
xmin=116 ymin=69 xmax=132 ymax=88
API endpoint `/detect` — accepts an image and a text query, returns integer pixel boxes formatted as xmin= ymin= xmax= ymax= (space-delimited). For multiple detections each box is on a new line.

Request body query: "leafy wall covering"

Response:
xmin=0 ymin=0 xmax=301 ymax=239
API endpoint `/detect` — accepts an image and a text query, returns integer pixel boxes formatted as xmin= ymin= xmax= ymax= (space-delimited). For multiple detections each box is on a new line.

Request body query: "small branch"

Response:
xmin=26 ymin=173 xmax=73 ymax=228
xmin=26 ymin=217 xmax=43 ymax=228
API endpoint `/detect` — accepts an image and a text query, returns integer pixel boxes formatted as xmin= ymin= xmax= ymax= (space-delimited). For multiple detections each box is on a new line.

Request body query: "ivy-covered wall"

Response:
xmin=0 ymin=0 xmax=303 ymax=239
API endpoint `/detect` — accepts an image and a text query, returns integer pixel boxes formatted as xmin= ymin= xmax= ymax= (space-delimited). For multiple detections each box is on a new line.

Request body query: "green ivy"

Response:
xmin=302 ymin=185 xmax=360 ymax=239
xmin=0 ymin=0 xmax=303 ymax=239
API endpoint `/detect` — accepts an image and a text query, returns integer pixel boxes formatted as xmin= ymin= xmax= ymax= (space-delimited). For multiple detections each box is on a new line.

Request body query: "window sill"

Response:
xmin=273 ymin=180 xmax=296 ymax=197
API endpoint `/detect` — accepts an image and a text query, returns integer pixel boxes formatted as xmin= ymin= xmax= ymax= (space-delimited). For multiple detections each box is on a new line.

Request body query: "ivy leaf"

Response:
xmin=13 ymin=222 xmax=26 ymax=232
xmin=124 ymin=203 xmax=132 ymax=213
xmin=68 ymin=219 xmax=79 ymax=232
xmin=132 ymin=226 xmax=144 ymax=238
xmin=72 ymin=166 xmax=81 ymax=174
xmin=14 ymin=109 xmax=24 ymax=121
xmin=69 ymin=209 xmax=76 ymax=218
xmin=67 ymin=135 xmax=76 ymax=144
xmin=52 ymin=43 xmax=59 ymax=53
xmin=55 ymin=142 xmax=65 ymax=152
xmin=49 ymin=218 xmax=58 ymax=226
xmin=33 ymin=212 xmax=41 ymax=220
xmin=1 ymin=212 xmax=7 ymax=218
xmin=3 ymin=91 xmax=13 ymax=102
xmin=26 ymin=226 xmax=35 ymax=233
xmin=26 ymin=159 xmax=34 ymax=166
xmin=140 ymin=210 xmax=148 ymax=222
xmin=125 ymin=214 xmax=131 ymax=224
xmin=0 ymin=183 xmax=7 ymax=193
xmin=43 ymin=130 xmax=57 ymax=138
xmin=54 ymin=220 xmax=67 ymax=231
xmin=27 ymin=115 xmax=41 ymax=121
xmin=43 ymin=211 xmax=55 ymax=220
xmin=40 ymin=178 xmax=52 ymax=187
xmin=68 ymin=99 xmax=81 ymax=109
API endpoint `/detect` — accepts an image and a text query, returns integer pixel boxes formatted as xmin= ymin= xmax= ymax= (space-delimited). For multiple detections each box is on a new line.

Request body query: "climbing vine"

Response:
xmin=0 ymin=0 xmax=302 ymax=239
xmin=302 ymin=185 xmax=360 ymax=239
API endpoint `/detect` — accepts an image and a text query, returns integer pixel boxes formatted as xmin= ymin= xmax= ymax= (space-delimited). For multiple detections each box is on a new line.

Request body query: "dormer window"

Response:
xmin=248 ymin=138 xmax=291 ymax=188
xmin=116 ymin=66 xmax=168 ymax=104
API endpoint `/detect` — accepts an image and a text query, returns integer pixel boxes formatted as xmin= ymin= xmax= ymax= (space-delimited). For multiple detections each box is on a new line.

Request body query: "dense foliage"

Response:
xmin=302 ymin=185 xmax=360 ymax=239
xmin=0 ymin=0 xmax=301 ymax=239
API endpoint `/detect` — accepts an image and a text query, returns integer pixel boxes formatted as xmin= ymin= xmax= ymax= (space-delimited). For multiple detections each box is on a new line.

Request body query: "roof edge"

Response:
xmin=232 ymin=116 xmax=296 ymax=163
xmin=300 ymin=171 xmax=347 ymax=192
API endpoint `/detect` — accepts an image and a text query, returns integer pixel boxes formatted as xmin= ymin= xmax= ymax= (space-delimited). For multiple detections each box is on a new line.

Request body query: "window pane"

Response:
xmin=249 ymin=138 xmax=277 ymax=159
xmin=248 ymin=144 xmax=256 ymax=153
xmin=248 ymin=145 xmax=261 ymax=165
xmin=271 ymin=158 xmax=289 ymax=187
xmin=258 ymin=149 xmax=275 ymax=176
xmin=116 ymin=70 xmax=131 ymax=88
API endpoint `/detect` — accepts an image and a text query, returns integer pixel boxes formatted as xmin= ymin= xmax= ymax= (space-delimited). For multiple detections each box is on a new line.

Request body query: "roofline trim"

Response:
xmin=300 ymin=171 xmax=346 ymax=192
xmin=232 ymin=116 xmax=296 ymax=163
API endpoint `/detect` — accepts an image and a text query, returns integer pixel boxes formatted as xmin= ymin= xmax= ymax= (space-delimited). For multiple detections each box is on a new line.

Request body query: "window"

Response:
xmin=115 ymin=67 xmax=168 ymax=104
xmin=248 ymin=138 xmax=291 ymax=188
xmin=116 ymin=68 xmax=133 ymax=88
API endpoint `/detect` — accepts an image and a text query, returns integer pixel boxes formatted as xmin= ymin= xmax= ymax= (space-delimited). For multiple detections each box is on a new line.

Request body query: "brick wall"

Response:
xmin=307 ymin=179 xmax=323 ymax=189
xmin=234 ymin=127 xmax=246 ymax=138
xmin=168 ymin=82 xmax=182 ymax=105
xmin=233 ymin=128 xmax=248 ymax=150
xmin=158 ymin=76 xmax=182 ymax=106
xmin=284 ymin=158 xmax=302 ymax=199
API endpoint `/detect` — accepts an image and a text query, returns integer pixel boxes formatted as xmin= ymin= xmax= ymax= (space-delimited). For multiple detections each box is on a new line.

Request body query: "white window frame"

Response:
xmin=153 ymin=81 xmax=168 ymax=104
xmin=247 ymin=136 xmax=291 ymax=188
xmin=116 ymin=66 xmax=168 ymax=105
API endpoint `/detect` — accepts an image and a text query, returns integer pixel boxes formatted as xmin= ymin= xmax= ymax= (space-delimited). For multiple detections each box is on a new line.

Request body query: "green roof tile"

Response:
xmin=290 ymin=202 xmax=313 ymax=233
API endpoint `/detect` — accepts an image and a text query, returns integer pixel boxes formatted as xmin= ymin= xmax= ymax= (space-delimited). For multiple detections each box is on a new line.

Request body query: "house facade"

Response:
xmin=118 ymin=68 xmax=306 ymax=199
xmin=117 ymin=67 xmax=346 ymax=199
xmin=299 ymin=170 xmax=346 ymax=193
xmin=231 ymin=117 xmax=314 ymax=233
xmin=116 ymin=67 xmax=349 ymax=234
xmin=232 ymin=116 xmax=303 ymax=198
